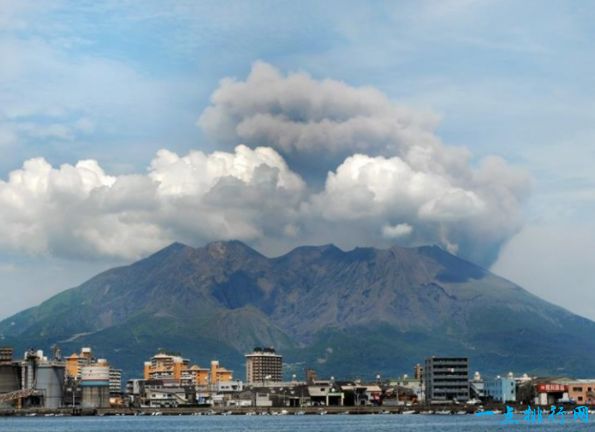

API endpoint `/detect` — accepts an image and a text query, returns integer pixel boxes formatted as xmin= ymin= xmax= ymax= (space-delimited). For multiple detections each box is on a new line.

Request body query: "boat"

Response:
xmin=294 ymin=410 xmax=305 ymax=415
xmin=319 ymin=410 xmax=328 ymax=415
xmin=435 ymin=410 xmax=452 ymax=415
xmin=402 ymin=410 xmax=416 ymax=415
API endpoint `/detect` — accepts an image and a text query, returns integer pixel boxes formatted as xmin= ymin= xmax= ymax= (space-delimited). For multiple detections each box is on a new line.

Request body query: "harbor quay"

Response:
xmin=0 ymin=403 xmax=562 ymax=417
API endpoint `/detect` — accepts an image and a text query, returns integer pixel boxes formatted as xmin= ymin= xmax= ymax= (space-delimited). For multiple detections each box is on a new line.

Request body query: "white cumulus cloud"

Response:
xmin=0 ymin=145 xmax=305 ymax=260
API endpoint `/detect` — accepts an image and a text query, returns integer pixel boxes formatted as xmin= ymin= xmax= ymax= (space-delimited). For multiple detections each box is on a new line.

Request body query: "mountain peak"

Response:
xmin=139 ymin=241 xmax=193 ymax=262
xmin=166 ymin=241 xmax=192 ymax=251
xmin=415 ymin=244 xmax=487 ymax=282
xmin=205 ymin=240 xmax=263 ymax=260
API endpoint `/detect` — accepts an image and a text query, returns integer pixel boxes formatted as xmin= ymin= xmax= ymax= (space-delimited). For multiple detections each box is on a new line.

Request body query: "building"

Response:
xmin=534 ymin=382 xmax=568 ymax=406
xmin=308 ymin=381 xmax=344 ymax=406
xmin=210 ymin=360 xmax=233 ymax=385
xmin=0 ymin=347 xmax=13 ymax=363
xmin=62 ymin=346 xmax=121 ymax=407
xmin=143 ymin=352 xmax=232 ymax=388
xmin=144 ymin=384 xmax=193 ymax=408
xmin=217 ymin=380 xmax=243 ymax=393
xmin=144 ymin=352 xmax=190 ymax=382
xmin=567 ymin=380 xmax=595 ymax=405
xmin=190 ymin=365 xmax=210 ymax=386
xmin=469 ymin=371 xmax=485 ymax=400
xmin=414 ymin=363 xmax=423 ymax=382
xmin=389 ymin=375 xmax=423 ymax=403
xmin=424 ymin=356 xmax=469 ymax=403
xmin=126 ymin=379 xmax=146 ymax=407
xmin=245 ymin=347 xmax=283 ymax=384
xmin=305 ymin=368 xmax=317 ymax=384
xmin=65 ymin=347 xmax=94 ymax=379
xmin=109 ymin=368 xmax=122 ymax=394
xmin=485 ymin=374 xmax=516 ymax=402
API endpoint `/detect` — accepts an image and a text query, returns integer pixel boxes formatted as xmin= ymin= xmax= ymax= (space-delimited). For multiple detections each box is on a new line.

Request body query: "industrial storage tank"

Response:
xmin=36 ymin=364 xmax=65 ymax=409
xmin=81 ymin=365 xmax=110 ymax=408
xmin=0 ymin=364 xmax=21 ymax=408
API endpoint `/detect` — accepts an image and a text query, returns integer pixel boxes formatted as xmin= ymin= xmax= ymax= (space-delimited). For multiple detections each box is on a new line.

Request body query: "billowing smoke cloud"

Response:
xmin=199 ymin=61 xmax=469 ymax=178
xmin=0 ymin=62 xmax=530 ymax=265
xmin=199 ymin=62 xmax=530 ymax=263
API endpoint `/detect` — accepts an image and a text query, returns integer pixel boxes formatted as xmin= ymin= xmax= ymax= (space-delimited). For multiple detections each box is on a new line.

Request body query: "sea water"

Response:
xmin=0 ymin=415 xmax=591 ymax=432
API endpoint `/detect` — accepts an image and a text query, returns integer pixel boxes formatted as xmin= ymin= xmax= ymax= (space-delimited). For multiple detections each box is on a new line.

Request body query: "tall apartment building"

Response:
xmin=424 ymin=356 xmax=469 ymax=403
xmin=109 ymin=367 xmax=123 ymax=394
xmin=143 ymin=352 xmax=232 ymax=386
xmin=245 ymin=347 xmax=283 ymax=384
xmin=143 ymin=352 xmax=190 ymax=381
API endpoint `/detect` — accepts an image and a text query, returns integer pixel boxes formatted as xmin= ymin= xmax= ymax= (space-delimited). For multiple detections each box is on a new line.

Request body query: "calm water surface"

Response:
xmin=0 ymin=415 xmax=591 ymax=432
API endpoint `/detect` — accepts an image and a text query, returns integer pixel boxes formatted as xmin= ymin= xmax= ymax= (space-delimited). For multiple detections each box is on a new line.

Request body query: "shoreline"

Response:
xmin=0 ymin=404 xmax=544 ymax=417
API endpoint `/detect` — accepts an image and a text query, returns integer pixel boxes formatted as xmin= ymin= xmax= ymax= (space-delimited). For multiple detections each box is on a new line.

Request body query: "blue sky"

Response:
xmin=1 ymin=0 xmax=595 ymax=320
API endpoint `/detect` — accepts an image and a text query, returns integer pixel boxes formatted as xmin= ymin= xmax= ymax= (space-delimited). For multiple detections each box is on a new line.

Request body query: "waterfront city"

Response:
xmin=0 ymin=345 xmax=593 ymax=421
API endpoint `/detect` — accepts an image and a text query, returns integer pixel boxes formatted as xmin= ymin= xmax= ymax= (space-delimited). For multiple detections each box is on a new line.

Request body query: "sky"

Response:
xmin=1 ymin=0 xmax=595 ymax=320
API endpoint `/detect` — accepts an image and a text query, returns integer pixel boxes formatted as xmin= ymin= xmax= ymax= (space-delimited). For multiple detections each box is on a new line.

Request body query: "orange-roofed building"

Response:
xmin=66 ymin=353 xmax=80 ymax=378
xmin=190 ymin=365 xmax=210 ymax=386
xmin=144 ymin=352 xmax=190 ymax=381
xmin=211 ymin=360 xmax=233 ymax=384
xmin=65 ymin=347 xmax=96 ymax=379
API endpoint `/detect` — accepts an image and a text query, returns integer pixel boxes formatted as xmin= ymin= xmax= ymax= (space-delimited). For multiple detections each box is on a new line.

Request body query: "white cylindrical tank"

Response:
xmin=81 ymin=365 xmax=110 ymax=383
xmin=81 ymin=365 xmax=110 ymax=409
